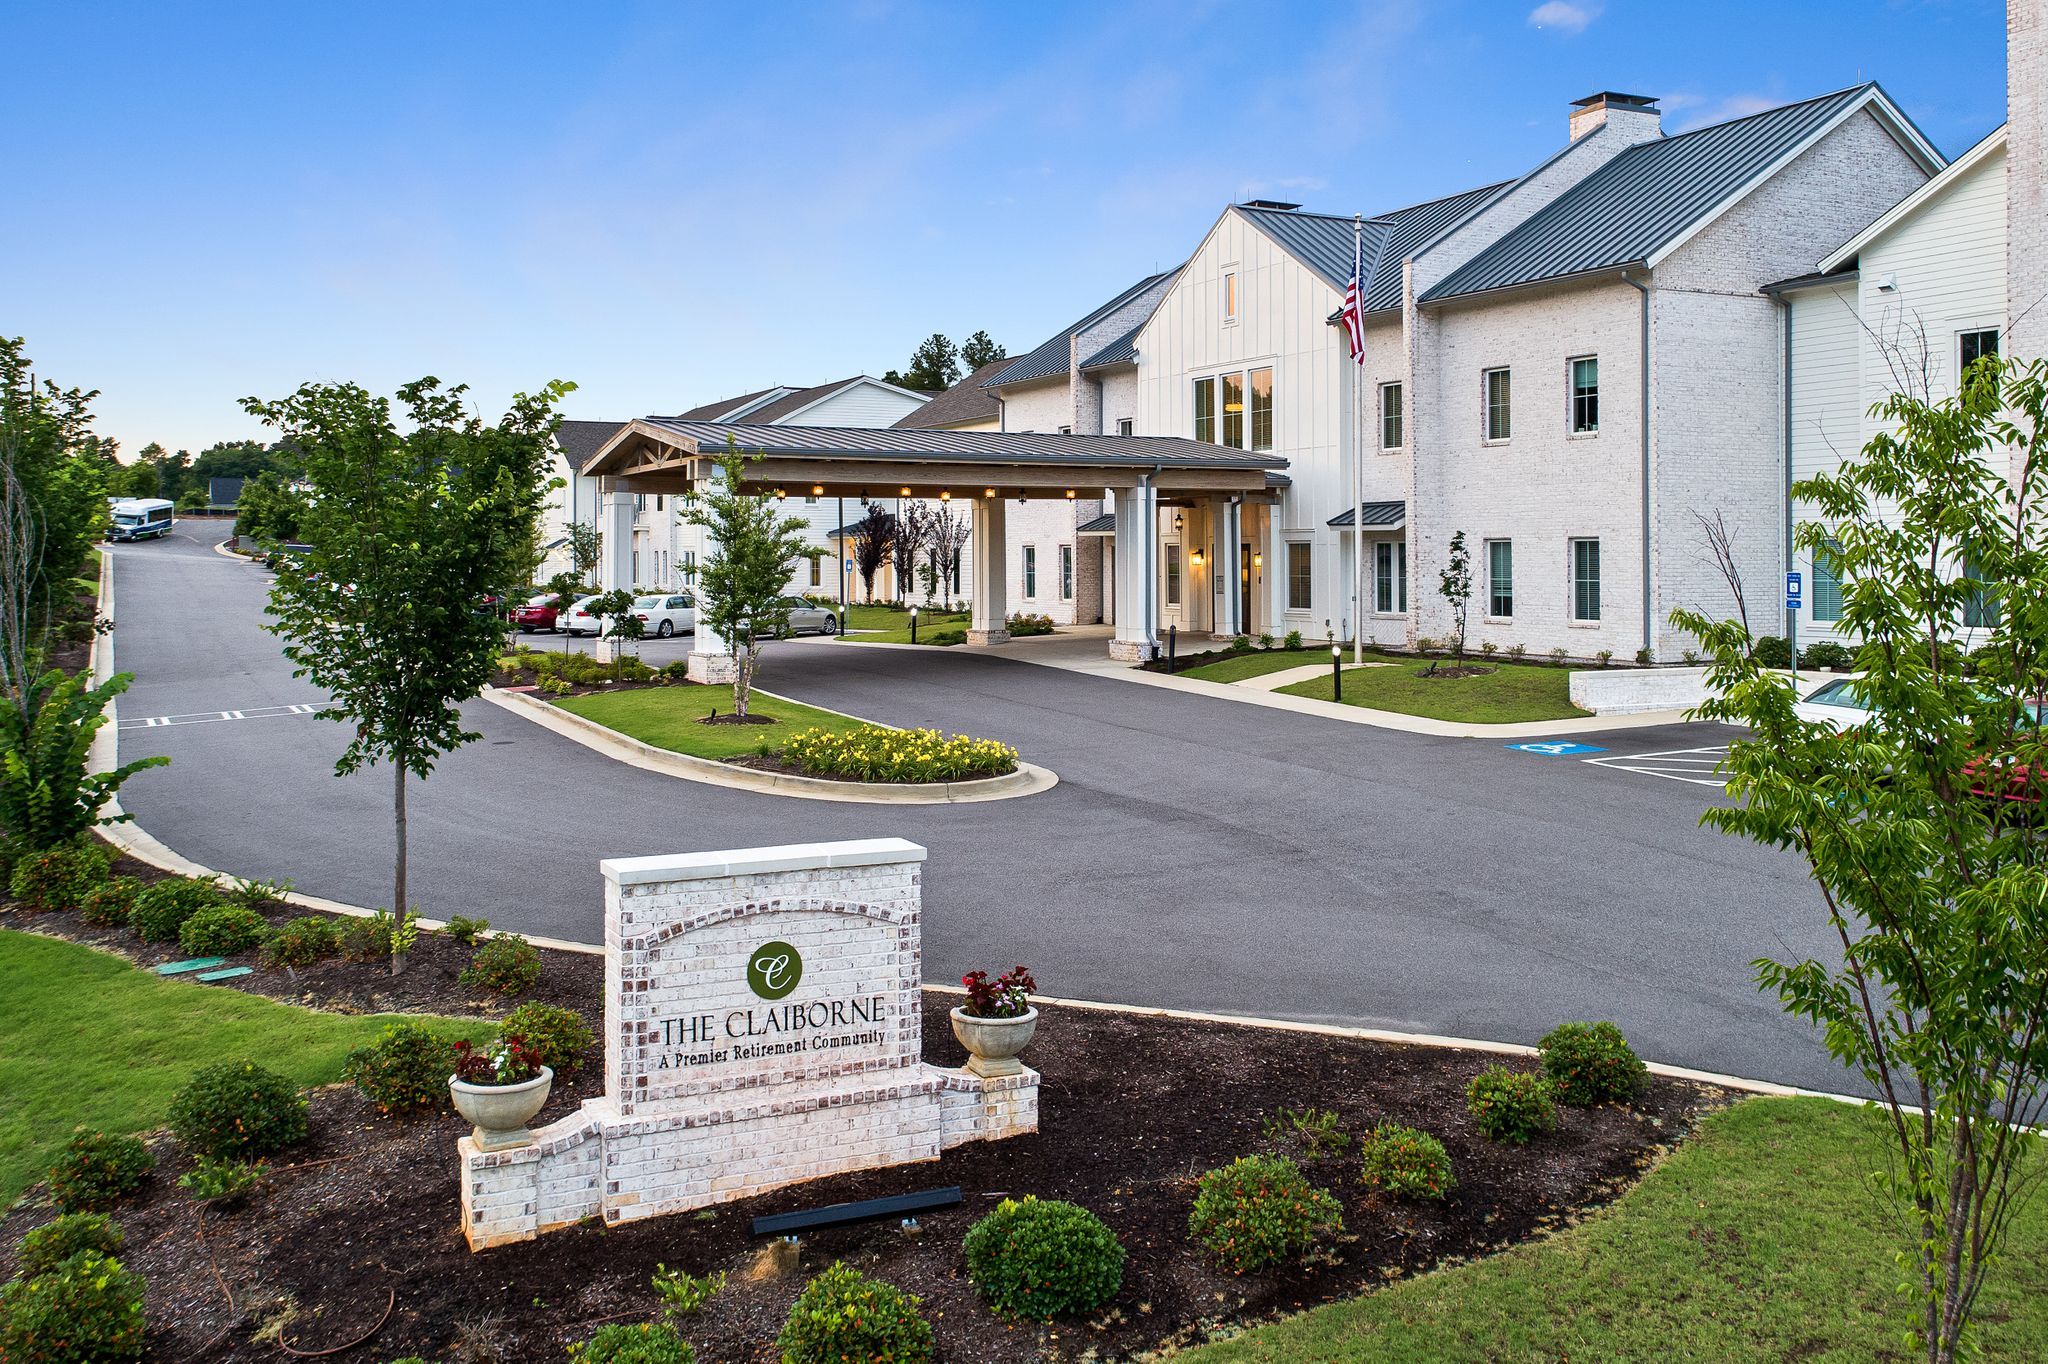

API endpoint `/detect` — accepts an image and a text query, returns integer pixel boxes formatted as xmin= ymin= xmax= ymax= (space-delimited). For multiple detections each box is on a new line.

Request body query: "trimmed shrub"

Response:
xmin=177 ymin=905 xmax=270 ymax=957
xmin=460 ymin=934 xmax=541 ymax=994
xmin=16 ymin=1214 xmax=125 ymax=1279
xmin=499 ymin=1002 xmax=593 ymax=1074
xmin=8 ymin=840 xmax=110 ymax=913
xmin=1800 ymin=640 xmax=1854 ymax=671
xmin=260 ymin=916 xmax=342 ymax=969
xmin=1466 ymin=1066 xmax=1558 ymax=1144
xmin=1751 ymin=635 xmax=1793 ymax=669
xmin=1188 ymin=1154 xmax=1343 ymax=1274
xmin=167 ymin=1062 xmax=308 ymax=1160
xmin=963 ymin=1195 xmax=1125 ymax=1320
xmin=78 ymin=877 xmax=142 ymax=928
xmin=344 ymin=1022 xmax=460 ymax=1114
xmin=1004 ymin=611 xmax=1056 ymax=637
xmin=0 ymin=1251 xmax=145 ymax=1362
xmin=572 ymin=1321 xmax=696 ymax=1363
xmin=442 ymin=914 xmax=491 ymax=947
xmin=1283 ymin=629 xmax=1303 ymax=649
xmin=780 ymin=724 xmax=1018 ymax=783
xmin=1539 ymin=1021 xmax=1647 ymax=1107
xmin=337 ymin=913 xmax=392 ymax=963
xmin=129 ymin=878 xmax=222 ymax=943
xmin=775 ymin=1262 xmax=933 ymax=1364
xmin=46 ymin=1131 xmax=153 ymax=1214
xmin=177 ymin=1157 xmax=263 ymax=1204
xmin=1358 ymin=1123 xmax=1456 ymax=1200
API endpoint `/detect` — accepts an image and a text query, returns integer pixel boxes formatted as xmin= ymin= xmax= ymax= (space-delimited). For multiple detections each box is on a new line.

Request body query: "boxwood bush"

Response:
xmin=573 ymin=1321 xmax=695 ymax=1363
xmin=499 ymin=1002 xmax=593 ymax=1074
xmin=780 ymin=724 xmax=1018 ymax=783
xmin=176 ymin=905 xmax=270 ymax=957
xmin=259 ymin=916 xmax=343 ymax=969
xmin=78 ymin=877 xmax=142 ymax=928
xmin=343 ymin=1022 xmax=460 ymax=1114
xmin=15 ymin=1214 xmax=125 ymax=1279
xmin=963 ymin=1195 xmax=1125 ymax=1320
xmin=775 ymin=1262 xmax=933 ymax=1364
xmin=1357 ymin=1122 xmax=1456 ymax=1200
xmin=0 ymin=1250 xmax=146 ymax=1362
xmin=1187 ymin=1154 xmax=1343 ymax=1274
xmin=1466 ymin=1065 xmax=1558 ymax=1144
xmin=460 ymin=934 xmax=541 ymax=994
xmin=8 ymin=840 xmax=110 ymax=914
xmin=167 ymin=1062 xmax=308 ymax=1160
xmin=1538 ymin=1021 xmax=1647 ymax=1106
xmin=46 ymin=1131 xmax=154 ymax=1214
xmin=129 ymin=878 xmax=222 ymax=943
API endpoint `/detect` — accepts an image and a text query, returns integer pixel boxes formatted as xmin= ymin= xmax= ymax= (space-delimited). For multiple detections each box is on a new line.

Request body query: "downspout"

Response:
xmin=1779 ymin=293 xmax=1796 ymax=671
xmin=1621 ymin=271 xmax=1653 ymax=659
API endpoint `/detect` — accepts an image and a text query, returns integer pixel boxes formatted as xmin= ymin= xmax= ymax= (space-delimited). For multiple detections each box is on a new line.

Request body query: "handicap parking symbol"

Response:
xmin=1504 ymin=741 xmax=1607 ymax=756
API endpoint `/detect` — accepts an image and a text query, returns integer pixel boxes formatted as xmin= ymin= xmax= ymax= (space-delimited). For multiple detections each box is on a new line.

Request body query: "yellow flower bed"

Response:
xmin=780 ymin=724 xmax=1019 ymax=783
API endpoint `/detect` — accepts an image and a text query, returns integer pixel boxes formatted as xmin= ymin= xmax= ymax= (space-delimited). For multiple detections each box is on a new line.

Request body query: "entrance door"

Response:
xmin=1239 ymin=543 xmax=1253 ymax=633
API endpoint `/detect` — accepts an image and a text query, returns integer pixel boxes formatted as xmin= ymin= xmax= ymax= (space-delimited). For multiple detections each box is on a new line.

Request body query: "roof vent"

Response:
xmin=1241 ymin=199 xmax=1301 ymax=211
xmin=1568 ymin=91 xmax=1661 ymax=143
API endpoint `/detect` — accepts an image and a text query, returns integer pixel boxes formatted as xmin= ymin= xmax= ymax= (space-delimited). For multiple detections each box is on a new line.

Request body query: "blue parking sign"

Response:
xmin=1785 ymin=570 xmax=1802 ymax=611
xmin=1505 ymin=741 xmax=1606 ymax=756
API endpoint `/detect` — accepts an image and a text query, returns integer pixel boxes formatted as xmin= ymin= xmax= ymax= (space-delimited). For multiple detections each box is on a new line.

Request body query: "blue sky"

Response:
xmin=2 ymin=0 xmax=2011 ymax=453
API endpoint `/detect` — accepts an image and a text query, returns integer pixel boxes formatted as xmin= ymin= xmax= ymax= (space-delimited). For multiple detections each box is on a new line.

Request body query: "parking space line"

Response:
xmin=1582 ymin=745 xmax=1731 ymax=788
xmin=119 ymin=703 xmax=322 ymax=731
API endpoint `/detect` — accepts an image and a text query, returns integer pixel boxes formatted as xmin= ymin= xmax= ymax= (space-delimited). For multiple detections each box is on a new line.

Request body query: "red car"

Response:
xmin=511 ymin=594 xmax=561 ymax=633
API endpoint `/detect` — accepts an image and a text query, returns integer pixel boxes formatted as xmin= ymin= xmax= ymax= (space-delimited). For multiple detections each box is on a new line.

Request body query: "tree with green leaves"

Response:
xmin=1432 ymin=531 xmax=1472 ymax=671
xmin=685 ymin=440 xmax=811 ymax=718
xmin=902 ymin=333 xmax=961 ymax=393
xmin=111 ymin=462 xmax=159 ymax=500
xmin=566 ymin=520 xmax=602 ymax=589
xmin=243 ymin=375 xmax=571 ymax=968
xmin=1672 ymin=354 xmax=2048 ymax=1364
xmin=961 ymin=331 xmax=1006 ymax=371
xmin=231 ymin=472 xmax=308 ymax=548
xmin=0 ymin=668 xmax=164 ymax=859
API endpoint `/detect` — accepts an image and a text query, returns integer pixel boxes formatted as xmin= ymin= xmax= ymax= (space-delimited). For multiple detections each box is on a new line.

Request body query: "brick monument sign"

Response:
xmin=459 ymin=838 xmax=1039 ymax=1250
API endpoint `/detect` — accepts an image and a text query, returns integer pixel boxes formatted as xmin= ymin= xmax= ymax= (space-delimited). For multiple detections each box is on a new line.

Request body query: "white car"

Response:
xmin=1792 ymin=675 xmax=1872 ymax=732
xmin=777 ymin=596 xmax=839 ymax=635
xmin=559 ymin=595 xmax=604 ymax=637
xmin=632 ymin=593 xmax=696 ymax=639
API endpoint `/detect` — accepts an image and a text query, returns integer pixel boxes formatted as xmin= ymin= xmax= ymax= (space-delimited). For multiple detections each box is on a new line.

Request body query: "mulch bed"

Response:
xmin=5 ymin=874 xmax=1722 ymax=1361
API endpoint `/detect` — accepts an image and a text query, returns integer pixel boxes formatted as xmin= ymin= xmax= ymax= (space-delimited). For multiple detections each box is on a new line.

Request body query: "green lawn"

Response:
xmin=0 ymin=930 xmax=490 ymax=1207
xmin=839 ymin=603 xmax=971 ymax=645
xmin=1180 ymin=647 xmax=1395 ymax=684
xmin=1186 ymin=1097 xmax=2048 ymax=1363
xmin=1278 ymin=659 xmax=1590 ymax=723
xmin=555 ymin=683 xmax=874 ymax=759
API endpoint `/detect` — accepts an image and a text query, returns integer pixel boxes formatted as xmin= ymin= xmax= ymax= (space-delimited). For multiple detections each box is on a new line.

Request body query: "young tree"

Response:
xmin=892 ymin=500 xmax=932 ymax=604
xmin=231 ymin=472 xmax=308 ymax=548
xmin=903 ymin=333 xmax=961 ymax=393
xmin=849 ymin=504 xmax=894 ymax=602
xmin=1672 ymin=355 xmax=2048 ymax=1364
xmin=244 ymin=375 xmax=570 ymax=969
xmin=566 ymin=520 xmax=602 ymax=589
xmin=1432 ymin=531 xmax=1473 ymax=671
xmin=960 ymin=331 xmax=1007 ymax=371
xmin=930 ymin=502 xmax=970 ymax=607
xmin=684 ymin=440 xmax=811 ymax=718
xmin=584 ymin=587 xmax=644 ymax=678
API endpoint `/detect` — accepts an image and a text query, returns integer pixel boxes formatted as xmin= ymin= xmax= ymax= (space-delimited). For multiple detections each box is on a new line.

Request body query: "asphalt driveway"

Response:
xmin=107 ymin=523 xmax=1849 ymax=1091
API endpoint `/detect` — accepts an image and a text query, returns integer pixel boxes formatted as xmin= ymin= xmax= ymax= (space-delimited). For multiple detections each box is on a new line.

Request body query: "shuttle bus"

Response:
xmin=108 ymin=498 xmax=175 ymax=542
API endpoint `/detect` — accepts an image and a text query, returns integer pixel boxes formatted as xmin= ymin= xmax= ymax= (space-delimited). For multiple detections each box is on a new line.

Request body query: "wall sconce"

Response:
xmin=1173 ymin=512 xmax=1185 ymax=531
xmin=1190 ymin=548 xmax=1206 ymax=567
xmin=1064 ymin=488 xmax=1076 ymax=499
xmin=1252 ymin=552 xmax=1264 ymax=569
xmin=939 ymin=490 xmax=951 ymax=501
xmin=774 ymin=488 xmax=786 ymax=500
xmin=899 ymin=486 xmax=912 ymax=497
xmin=811 ymin=484 xmax=824 ymax=497
xmin=983 ymin=487 xmax=996 ymax=499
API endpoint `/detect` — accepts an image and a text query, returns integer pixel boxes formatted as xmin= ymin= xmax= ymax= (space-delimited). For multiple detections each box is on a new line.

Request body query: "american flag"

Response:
xmin=1339 ymin=218 xmax=1367 ymax=363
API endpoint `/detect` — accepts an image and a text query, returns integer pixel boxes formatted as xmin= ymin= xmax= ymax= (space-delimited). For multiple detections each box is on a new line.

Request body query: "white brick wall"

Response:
xmin=459 ymin=841 xmax=1038 ymax=1251
xmin=2010 ymin=0 xmax=2047 ymax=366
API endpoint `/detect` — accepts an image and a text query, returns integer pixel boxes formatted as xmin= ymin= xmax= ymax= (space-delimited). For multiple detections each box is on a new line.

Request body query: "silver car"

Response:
xmin=776 ymin=596 xmax=839 ymax=636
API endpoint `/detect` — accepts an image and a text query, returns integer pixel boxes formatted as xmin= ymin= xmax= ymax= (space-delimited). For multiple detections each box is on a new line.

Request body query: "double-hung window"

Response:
xmin=809 ymin=556 xmax=821 ymax=588
xmin=1486 ymin=540 xmax=1513 ymax=617
xmin=1570 ymin=356 xmax=1598 ymax=433
xmin=1059 ymin=544 xmax=1074 ymax=600
xmin=1221 ymin=372 xmax=1245 ymax=448
xmin=1811 ymin=539 xmax=1843 ymax=623
xmin=1249 ymin=367 xmax=1273 ymax=451
xmin=1960 ymin=328 xmax=2000 ymax=374
xmin=1373 ymin=542 xmax=1407 ymax=614
xmin=1379 ymin=382 xmax=1403 ymax=449
xmin=1022 ymin=545 xmax=1037 ymax=600
xmin=1286 ymin=542 xmax=1312 ymax=610
xmin=1570 ymin=538 xmax=1601 ymax=622
xmin=1964 ymin=555 xmax=2001 ymax=629
xmin=1484 ymin=368 xmax=1512 ymax=441
xmin=1193 ymin=378 xmax=1216 ymax=443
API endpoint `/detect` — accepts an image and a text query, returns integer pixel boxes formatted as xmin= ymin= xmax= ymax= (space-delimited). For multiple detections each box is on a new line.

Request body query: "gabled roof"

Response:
xmin=745 ymin=376 xmax=926 ymax=425
xmin=893 ymin=359 xmax=1008 ymax=429
xmin=1235 ymin=183 xmax=1510 ymax=308
xmin=675 ymin=387 xmax=790 ymax=421
xmin=983 ymin=268 xmax=1181 ymax=389
xmin=1820 ymin=122 xmax=2006 ymax=273
xmin=555 ymin=419 xmax=628 ymax=467
xmin=1423 ymin=84 xmax=1943 ymax=303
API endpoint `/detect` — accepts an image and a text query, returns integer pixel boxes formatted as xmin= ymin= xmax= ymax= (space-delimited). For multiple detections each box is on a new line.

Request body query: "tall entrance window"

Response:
xmin=1059 ymin=544 xmax=1074 ymax=601
xmin=1570 ymin=538 xmax=1601 ymax=622
xmin=1165 ymin=544 xmax=1183 ymax=607
xmin=1022 ymin=545 xmax=1037 ymax=600
xmin=1486 ymin=540 xmax=1513 ymax=617
xmin=1374 ymin=541 xmax=1407 ymax=614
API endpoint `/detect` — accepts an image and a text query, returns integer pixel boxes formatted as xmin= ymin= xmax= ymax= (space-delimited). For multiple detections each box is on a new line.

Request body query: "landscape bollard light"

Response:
xmin=910 ymin=605 xmax=919 ymax=644
xmin=1332 ymin=644 xmax=1343 ymax=703
xmin=1168 ymin=623 xmax=1178 ymax=673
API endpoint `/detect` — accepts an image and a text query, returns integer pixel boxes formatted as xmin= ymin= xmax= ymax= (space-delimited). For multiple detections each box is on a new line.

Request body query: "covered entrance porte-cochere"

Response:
xmin=580 ymin=419 xmax=1288 ymax=672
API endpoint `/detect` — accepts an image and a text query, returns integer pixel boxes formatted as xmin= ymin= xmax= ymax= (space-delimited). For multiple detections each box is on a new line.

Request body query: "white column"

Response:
xmin=1108 ymin=483 xmax=1155 ymax=661
xmin=1209 ymin=494 xmax=1241 ymax=639
xmin=967 ymin=494 xmax=1008 ymax=645
xmin=685 ymin=467 xmax=737 ymax=684
xmin=600 ymin=482 xmax=634 ymax=593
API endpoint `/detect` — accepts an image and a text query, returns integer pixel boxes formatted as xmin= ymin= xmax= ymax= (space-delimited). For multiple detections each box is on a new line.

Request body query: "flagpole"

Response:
xmin=1352 ymin=214 xmax=1365 ymax=667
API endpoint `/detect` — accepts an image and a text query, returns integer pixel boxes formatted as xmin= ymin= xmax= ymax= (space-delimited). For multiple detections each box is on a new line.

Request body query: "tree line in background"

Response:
xmin=117 ymin=437 xmax=300 ymax=511
xmin=880 ymin=330 xmax=1006 ymax=393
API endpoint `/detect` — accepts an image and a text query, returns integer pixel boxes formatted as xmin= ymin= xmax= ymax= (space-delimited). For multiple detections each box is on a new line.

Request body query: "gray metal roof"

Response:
xmin=1076 ymin=512 xmax=1116 ymax=535
xmin=634 ymin=418 xmax=1289 ymax=471
xmin=1423 ymin=85 xmax=1877 ymax=302
xmin=675 ymin=387 xmax=787 ymax=421
xmin=1237 ymin=184 xmax=1509 ymax=310
xmin=1079 ymin=323 xmax=1141 ymax=370
xmin=1327 ymin=501 xmax=1405 ymax=528
xmin=983 ymin=269 xmax=1179 ymax=389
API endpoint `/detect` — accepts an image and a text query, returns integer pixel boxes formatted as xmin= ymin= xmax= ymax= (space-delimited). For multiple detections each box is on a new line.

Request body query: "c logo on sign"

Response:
xmin=747 ymin=940 xmax=803 ymax=1000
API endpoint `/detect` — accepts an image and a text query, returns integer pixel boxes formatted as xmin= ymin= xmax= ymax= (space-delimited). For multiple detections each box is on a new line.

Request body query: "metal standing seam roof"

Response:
xmin=981 ymin=268 xmax=1181 ymax=389
xmin=1422 ymin=85 xmax=1880 ymax=303
xmin=1237 ymin=183 xmax=1510 ymax=311
xmin=1076 ymin=512 xmax=1116 ymax=535
xmin=631 ymin=419 xmax=1289 ymax=471
xmin=1079 ymin=323 xmax=1142 ymax=370
xmin=1326 ymin=501 xmax=1406 ymax=528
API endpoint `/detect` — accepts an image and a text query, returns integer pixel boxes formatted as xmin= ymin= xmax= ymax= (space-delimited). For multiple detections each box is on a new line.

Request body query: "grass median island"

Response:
xmin=0 ymin=929 xmax=490 ymax=1206
xmin=840 ymin=603 xmax=972 ymax=645
xmin=554 ymin=683 xmax=870 ymax=760
xmin=1278 ymin=657 xmax=1591 ymax=723
xmin=1187 ymin=1096 xmax=2048 ymax=1363
xmin=1179 ymin=647 xmax=1397 ymax=684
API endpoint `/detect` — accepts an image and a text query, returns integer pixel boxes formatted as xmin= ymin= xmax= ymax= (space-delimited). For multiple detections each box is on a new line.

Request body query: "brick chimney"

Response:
xmin=1569 ymin=91 xmax=1662 ymax=143
xmin=2010 ymin=0 xmax=2046 ymax=363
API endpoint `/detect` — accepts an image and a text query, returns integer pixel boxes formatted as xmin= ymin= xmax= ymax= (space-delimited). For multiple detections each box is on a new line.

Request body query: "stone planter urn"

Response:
xmin=449 ymin=1066 xmax=554 ymax=1151
xmin=950 ymin=1007 xmax=1039 ymax=1077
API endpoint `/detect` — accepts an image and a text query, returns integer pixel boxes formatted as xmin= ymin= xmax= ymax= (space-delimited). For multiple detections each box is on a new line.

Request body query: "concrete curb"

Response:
xmin=482 ymin=686 xmax=1058 ymax=804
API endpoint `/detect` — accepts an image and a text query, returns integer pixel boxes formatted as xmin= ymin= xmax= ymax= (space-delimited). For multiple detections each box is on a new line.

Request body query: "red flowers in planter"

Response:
xmin=961 ymin=965 xmax=1038 ymax=1019
xmin=451 ymin=1034 xmax=546 ymax=1086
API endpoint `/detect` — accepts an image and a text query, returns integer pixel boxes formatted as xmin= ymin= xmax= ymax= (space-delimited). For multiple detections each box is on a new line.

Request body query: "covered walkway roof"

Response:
xmin=580 ymin=418 xmax=1287 ymax=499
